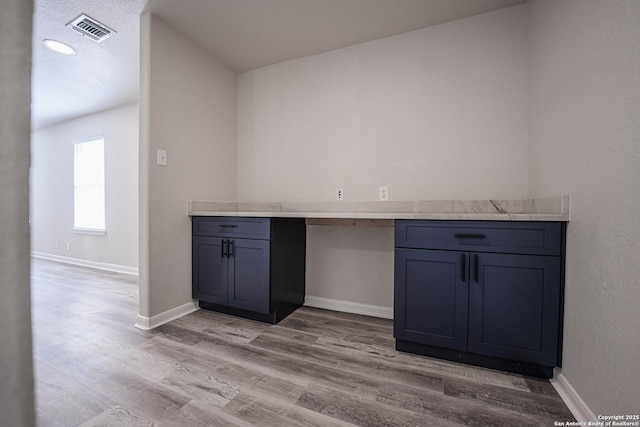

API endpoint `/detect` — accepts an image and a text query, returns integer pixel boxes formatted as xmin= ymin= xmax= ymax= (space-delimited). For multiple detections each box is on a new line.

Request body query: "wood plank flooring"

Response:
xmin=31 ymin=258 xmax=575 ymax=426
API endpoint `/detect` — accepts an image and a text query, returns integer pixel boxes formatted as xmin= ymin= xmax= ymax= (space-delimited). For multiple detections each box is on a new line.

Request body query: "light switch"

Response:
xmin=157 ymin=149 xmax=167 ymax=166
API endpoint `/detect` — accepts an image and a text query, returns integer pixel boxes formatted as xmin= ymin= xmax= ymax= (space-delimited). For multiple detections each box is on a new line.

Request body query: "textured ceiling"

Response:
xmin=32 ymin=0 xmax=525 ymax=129
xmin=31 ymin=0 xmax=147 ymax=129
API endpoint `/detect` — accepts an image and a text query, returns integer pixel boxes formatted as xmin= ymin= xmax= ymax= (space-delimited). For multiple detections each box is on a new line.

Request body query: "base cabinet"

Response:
xmin=193 ymin=236 xmax=270 ymax=314
xmin=467 ymin=252 xmax=560 ymax=366
xmin=192 ymin=236 xmax=227 ymax=305
xmin=192 ymin=217 xmax=305 ymax=323
xmin=395 ymin=249 xmax=469 ymax=351
xmin=394 ymin=220 xmax=566 ymax=378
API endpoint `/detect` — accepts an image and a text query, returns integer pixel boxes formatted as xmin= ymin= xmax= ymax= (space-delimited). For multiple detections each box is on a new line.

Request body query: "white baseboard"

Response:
xmin=135 ymin=301 xmax=199 ymax=330
xmin=551 ymin=369 xmax=597 ymax=422
xmin=304 ymin=295 xmax=393 ymax=319
xmin=31 ymin=251 xmax=138 ymax=276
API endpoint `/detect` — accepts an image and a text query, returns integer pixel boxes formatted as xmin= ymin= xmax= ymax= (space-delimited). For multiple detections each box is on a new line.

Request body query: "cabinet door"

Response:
xmin=394 ymin=249 xmax=469 ymax=351
xmin=227 ymin=238 xmax=270 ymax=314
xmin=192 ymin=236 xmax=228 ymax=304
xmin=468 ymin=253 xmax=561 ymax=366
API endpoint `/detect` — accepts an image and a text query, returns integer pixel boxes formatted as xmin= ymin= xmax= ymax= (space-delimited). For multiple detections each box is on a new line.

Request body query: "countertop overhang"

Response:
xmin=188 ymin=195 xmax=570 ymax=222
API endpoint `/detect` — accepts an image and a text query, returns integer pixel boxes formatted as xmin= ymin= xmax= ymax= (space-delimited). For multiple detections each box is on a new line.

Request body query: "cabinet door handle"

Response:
xmin=221 ymin=240 xmax=227 ymax=258
xmin=454 ymin=233 xmax=486 ymax=239
xmin=218 ymin=224 xmax=238 ymax=228
xmin=474 ymin=254 xmax=479 ymax=283
xmin=228 ymin=240 xmax=234 ymax=257
xmin=461 ymin=253 xmax=466 ymax=281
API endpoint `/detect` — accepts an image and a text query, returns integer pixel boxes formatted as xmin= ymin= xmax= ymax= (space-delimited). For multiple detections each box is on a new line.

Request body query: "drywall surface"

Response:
xmin=0 ymin=0 xmax=35 ymax=424
xmin=237 ymin=6 xmax=527 ymax=308
xmin=140 ymin=14 xmax=237 ymax=318
xmin=306 ymin=225 xmax=394 ymax=309
xmin=31 ymin=103 xmax=139 ymax=270
xmin=237 ymin=5 xmax=528 ymax=202
xmin=528 ymin=0 xmax=640 ymax=414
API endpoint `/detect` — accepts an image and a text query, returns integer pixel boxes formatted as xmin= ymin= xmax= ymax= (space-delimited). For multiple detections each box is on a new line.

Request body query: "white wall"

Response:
xmin=0 ymin=0 xmax=35 ymax=424
xmin=528 ymin=0 xmax=640 ymax=415
xmin=31 ymin=103 xmax=139 ymax=271
xmin=139 ymin=14 xmax=237 ymax=319
xmin=237 ymin=6 xmax=528 ymax=309
xmin=238 ymin=6 xmax=528 ymax=202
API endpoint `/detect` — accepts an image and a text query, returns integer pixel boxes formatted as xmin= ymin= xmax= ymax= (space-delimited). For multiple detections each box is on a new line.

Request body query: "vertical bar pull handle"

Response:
xmin=221 ymin=240 xmax=227 ymax=258
xmin=474 ymin=254 xmax=479 ymax=283
xmin=228 ymin=240 xmax=234 ymax=257
xmin=461 ymin=253 xmax=466 ymax=281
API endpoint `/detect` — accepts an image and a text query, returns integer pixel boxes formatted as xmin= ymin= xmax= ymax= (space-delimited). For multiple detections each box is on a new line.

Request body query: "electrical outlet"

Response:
xmin=379 ymin=186 xmax=389 ymax=201
xmin=66 ymin=242 xmax=71 ymax=252
xmin=156 ymin=149 xmax=167 ymax=166
xmin=336 ymin=188 xmax=344 ymax=201
xmin=55 ymin=241 xmax=59 ymax=250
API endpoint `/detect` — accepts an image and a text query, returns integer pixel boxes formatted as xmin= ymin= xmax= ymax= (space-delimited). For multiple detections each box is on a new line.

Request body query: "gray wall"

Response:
xmin=31 ymin=103 xmax=139 ymax=271
xmin=139 ymin=14 xmax=237 ymax=319
xmin=528 ymin=0 xmax=640 ymax=414
xmin=0 ymin=0 xmax=35 ymax=425
xmin=237 ymin=5 xmax=528 ymax=202
xmin=237 ymin=5 xmax=528 ymax=310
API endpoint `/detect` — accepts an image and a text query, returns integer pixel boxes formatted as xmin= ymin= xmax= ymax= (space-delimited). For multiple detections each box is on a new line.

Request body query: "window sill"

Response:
xmin=72 ymin=228 xmax=106 ymax=236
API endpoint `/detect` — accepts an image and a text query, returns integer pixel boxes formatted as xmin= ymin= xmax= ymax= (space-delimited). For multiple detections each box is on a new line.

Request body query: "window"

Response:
xmin=73 ymin=137 xmax=105 ymax=232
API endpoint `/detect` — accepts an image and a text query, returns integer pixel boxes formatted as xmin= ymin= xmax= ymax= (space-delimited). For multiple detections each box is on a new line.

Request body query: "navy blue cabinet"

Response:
xmin=192 ymin=217 xmax=305 ymax=323
xmin=227 ymin=238 xmax=270 ymax=313
xmin=193 ymin=236 xmax=228 ymax=305
xmin=468 ymin=252 xmax=561 ymax=366
xmin=193 ymin=235 xmax=270 ymax=314
xmin=395 ymin=220 xmax=566 ymax=378
xmin=395 ymin=249 xmax=469 ymax=351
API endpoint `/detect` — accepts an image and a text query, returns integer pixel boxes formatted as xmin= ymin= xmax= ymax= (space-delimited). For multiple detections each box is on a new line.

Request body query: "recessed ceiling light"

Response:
xmin=43 ymin=39 xmax=76 ymax=55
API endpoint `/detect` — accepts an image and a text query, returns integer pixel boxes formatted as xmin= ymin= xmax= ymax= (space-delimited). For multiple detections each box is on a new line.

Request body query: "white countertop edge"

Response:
xmin=188 ymin=195 xmax=570 ymax=222
xmin=188 ymin=211 xmax=569 ymax=221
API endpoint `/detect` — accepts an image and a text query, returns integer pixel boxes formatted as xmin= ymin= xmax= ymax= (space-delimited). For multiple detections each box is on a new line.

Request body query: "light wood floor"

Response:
xmin=31 ymin=258 xmax=574 ymax=426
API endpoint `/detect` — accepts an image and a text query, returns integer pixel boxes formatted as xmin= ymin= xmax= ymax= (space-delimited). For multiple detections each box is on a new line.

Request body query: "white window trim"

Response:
xmin=72 ymin=227 xmax=107 ymax=236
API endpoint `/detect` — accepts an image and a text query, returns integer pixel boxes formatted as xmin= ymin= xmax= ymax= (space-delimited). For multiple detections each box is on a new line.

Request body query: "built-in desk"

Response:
xmin=189 ymin=195 xmax=570 ymax=378
xmin=188 ymin=195 xmax=570 ymax=221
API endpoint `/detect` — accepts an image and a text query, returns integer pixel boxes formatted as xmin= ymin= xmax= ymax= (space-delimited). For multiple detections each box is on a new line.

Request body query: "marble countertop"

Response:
xmin=188 ymin=195 xmax=570 ymax=221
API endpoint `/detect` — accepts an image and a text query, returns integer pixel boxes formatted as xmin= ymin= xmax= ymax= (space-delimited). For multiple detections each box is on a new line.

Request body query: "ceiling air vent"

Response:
xmin=66 ymin=14 xmax=115 ymax=43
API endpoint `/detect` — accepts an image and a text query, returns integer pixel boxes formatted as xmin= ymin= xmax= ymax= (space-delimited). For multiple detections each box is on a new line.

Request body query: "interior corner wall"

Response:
xmin=527 ymin=0 xmax=640 ymax=415
xmin=31 ymin=103 xmax=139 ymax=270
xmin=237 ymin=5 xmax=528 ymax=310
xmin=141 ymin=14 xmax=237 ymax=318
xmin=0 ymin=0 xmax=35 ymax=424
